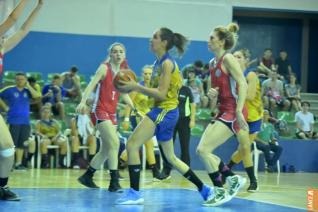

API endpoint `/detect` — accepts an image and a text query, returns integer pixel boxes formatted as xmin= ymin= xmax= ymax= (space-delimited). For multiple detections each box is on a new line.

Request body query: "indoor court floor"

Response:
xmin=3 ymin=169 xmax=316 ymax=211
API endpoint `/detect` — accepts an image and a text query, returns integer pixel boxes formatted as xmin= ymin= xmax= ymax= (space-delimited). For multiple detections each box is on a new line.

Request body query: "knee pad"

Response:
xmin=0 ymin=147 xmax=15 ymax=157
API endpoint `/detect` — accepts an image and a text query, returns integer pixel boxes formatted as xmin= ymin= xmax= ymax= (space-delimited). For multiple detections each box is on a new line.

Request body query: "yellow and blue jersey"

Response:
xmin=132 ymin=81 xmax=154 ymax=117
xmin=146 ymin=53 xmax=182 ymax=142
xmin=244 ymin=68 xmax=264 ymax=122
xmin=151 ymin=53 xmax=182 ymax=110
xmin=36 ymin=119 xmax=60 ymax=138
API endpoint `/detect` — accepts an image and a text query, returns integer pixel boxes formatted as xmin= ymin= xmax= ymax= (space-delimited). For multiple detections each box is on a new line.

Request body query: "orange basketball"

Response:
xmin=113 ymin=69 xmax=137 ymax=92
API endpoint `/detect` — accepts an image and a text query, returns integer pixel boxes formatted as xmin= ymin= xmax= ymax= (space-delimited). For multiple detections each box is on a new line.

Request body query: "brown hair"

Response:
xmin=214 ymin=23 xmax=239 ymax=50
xmin=159 ymin=27 xmax=189 ymax=56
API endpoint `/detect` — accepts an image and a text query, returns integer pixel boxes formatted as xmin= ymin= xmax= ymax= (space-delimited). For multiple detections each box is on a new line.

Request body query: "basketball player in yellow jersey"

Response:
xmin=120 ymin=65 xmax=167 ymax=181
xmin=116 ymin=27 xmax=213 ymax=205
xmin=227 ymin=48 xmax=264 ymax=192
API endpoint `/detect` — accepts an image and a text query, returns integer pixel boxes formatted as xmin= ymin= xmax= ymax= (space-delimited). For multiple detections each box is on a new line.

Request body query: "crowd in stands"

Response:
xmin=0 ymin=48 xmax=317 ymax=171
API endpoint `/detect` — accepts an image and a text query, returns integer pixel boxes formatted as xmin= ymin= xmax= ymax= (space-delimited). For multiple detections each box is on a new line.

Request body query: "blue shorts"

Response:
xmin=146 ymin=107 xmax=179 ymax=142
xmin=248 ymin=119 xmax=262 ymax=134
xmin=130 ymin=115 xmax=140 ymax=130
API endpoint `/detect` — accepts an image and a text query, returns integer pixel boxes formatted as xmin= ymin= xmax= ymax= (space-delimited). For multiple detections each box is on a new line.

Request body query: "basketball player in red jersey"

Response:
xmin=76 ymin=42 xmax=134 ymax=192
xmin=0 ymin=0 xmax=43 ymax=201
xmin=196 ymin=23 xmax=251 ymax=206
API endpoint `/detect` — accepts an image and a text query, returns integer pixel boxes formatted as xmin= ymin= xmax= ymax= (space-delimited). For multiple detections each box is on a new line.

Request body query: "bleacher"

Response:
xmin=3 ymin=70 xmax=318 ymax=136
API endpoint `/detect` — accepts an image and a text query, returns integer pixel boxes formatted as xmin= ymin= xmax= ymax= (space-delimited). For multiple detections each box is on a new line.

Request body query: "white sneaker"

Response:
xmin=226 ymin=175 xmax=247 ymax=197
xmin=202 ymin=187 xmax=231 ymax=207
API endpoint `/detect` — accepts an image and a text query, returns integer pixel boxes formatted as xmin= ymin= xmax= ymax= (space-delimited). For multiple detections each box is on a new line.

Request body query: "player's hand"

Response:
xmin=236 ymin=111 xmax=248 ymax=131
xmin=207 ymin=87 xmax=219 ymax=100
xmin=76 ymin=102 xmax=87 ymax=114
xmin=117 ymin=79 xmax=138 ymax=93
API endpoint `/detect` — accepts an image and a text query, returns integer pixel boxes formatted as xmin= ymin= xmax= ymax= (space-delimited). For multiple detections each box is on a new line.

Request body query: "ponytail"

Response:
xmin=160 ymin=27 xmax=189 ymax=56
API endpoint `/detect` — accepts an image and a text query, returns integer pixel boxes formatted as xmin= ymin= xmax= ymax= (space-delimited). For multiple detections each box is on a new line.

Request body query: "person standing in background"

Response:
xmin=162 ymin=84 xmax=196 ymax=177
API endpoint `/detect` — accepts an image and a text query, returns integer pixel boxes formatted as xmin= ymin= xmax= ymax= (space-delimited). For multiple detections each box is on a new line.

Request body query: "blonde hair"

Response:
xmin=214 ymin=23 xmax=239 ymax=50
xmin=142 ymin=65 xmax=153 ymax=73
xmin=239 ymin=48 xmax=250 ymax=60
xmin=105 ymin=42 xmax=126 ymax=63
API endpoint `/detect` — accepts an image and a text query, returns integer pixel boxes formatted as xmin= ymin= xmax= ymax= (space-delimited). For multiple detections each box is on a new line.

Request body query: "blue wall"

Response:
xmin=233 ymin=16 xmax=302 ymax=80
xmin=308 ymin=19 xmax=318 ymax=93
xmin=4 ymin=31 xmax=212 ymax=81
xmin=173 ymin=136 xmax=318 ymax=172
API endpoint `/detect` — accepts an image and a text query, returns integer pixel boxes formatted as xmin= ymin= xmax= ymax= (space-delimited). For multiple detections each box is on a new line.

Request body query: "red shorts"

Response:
xmin=216 ymin=109 xmax=248 ymax=134
xmin=90 ymin=111 xmax=117 ymax=126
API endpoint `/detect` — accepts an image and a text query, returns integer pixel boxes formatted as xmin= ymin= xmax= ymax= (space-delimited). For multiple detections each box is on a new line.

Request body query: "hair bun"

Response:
xmin=227 ymin=23 xmax=239 ymax=33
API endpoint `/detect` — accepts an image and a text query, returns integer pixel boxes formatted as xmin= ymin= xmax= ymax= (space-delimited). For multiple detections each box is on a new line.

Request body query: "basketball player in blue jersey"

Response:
xmin=116 ymin=27 xmax=214 ymax=205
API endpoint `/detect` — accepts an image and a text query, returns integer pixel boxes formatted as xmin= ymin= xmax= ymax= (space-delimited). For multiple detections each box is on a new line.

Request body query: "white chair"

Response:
xmin=253 ymin=142 xmax=280 ymax=179
xmin=64 ymin=128 xmax=94 ymax=168
xmin=142 ymin=136 xmax=162 ymax=170
xmin=36 ymin=135 xmax=60 ymax=168
xmin=36 ymin=133 xmax=70 ymax=168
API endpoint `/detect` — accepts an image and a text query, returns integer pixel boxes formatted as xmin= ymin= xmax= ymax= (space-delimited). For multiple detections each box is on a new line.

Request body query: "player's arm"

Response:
xmin=121 ymin=93 xmax=134 ymax=111
xmin=135 ymin=60 xmax=172 ymax=101
xmin=81 ymin=64 xmax=106 ymax=105
xmin=77 ymin=64 xmax=106 ymax=113
xmin=0 ymin=0 xmax=29 ymax=35
xmin=3 ymin=0 xmax=43 ymax=53
xmin=123 ymin=92 xmax=137 ymax=121
xmin=246 ymin=71 xmax=257 ymax=100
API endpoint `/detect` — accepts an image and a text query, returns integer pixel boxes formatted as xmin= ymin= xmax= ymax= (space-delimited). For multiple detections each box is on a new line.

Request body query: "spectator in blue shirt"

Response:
xmin=42 ymin=74 xmax=66 ymax=120
xmin=0 ymin=73 xmax=41 ymax=170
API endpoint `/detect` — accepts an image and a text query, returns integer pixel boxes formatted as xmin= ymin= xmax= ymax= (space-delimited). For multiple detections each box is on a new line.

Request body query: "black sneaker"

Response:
xmin=108 ymin=180 xmax=122 ymax=192
xmin=247 ymin=181 xmax=258 ymax=192
xmin=153 ymin=171 xmax=171 ymax=182
xmin=266 ymin=166 xmax=274 ymax=173
xmin=0 ymin=187 xmax=20 ymax=201
xmin=78 ymin=175 xmax=99 ymax=188
xmin=15 ymin=164 xmax=27 ymax=171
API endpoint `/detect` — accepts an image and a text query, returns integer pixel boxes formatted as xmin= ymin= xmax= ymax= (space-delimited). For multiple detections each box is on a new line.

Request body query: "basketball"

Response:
xmin=113 ymin=69 xmax=137 ymax=92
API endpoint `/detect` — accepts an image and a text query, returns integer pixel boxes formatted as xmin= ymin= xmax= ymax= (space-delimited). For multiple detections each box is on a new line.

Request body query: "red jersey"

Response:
xmin=210 ymin=55 xmax=239 ymax=114
xmin=210 ymin=55 xmax=247 ymax=133
xmin=92 ymin=63 xmax=119 ymax=120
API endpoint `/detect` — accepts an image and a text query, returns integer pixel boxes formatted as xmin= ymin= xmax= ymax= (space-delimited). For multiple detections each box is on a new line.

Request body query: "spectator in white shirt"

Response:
xmin=295 ymin=101 xmax=317 ymax=140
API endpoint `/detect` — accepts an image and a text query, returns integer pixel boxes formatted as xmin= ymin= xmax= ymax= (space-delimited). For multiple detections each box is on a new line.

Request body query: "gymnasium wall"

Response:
xmin=173 ymin=137 xmax=318 ymax=172
xmin=3 ymin=0 xmax=318 ymax=79
xmin=233 ymin=16 xmax=303 ymax=80
xmin=3 ymin=0 xmax=231 ymax=79
xmin=308 ymin=19 xmax=318 ymax=93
